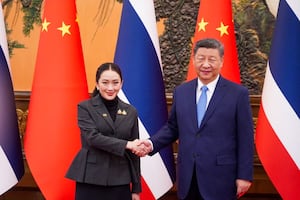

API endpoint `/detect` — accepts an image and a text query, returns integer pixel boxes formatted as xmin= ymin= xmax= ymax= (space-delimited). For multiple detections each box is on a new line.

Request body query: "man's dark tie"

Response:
xmin=197 ymin=85 xmax=208 ymax=127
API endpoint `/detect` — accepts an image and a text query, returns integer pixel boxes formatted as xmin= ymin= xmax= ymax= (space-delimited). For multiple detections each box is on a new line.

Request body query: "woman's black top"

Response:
xmin=100 ymin=95 xmax=118 ymax=122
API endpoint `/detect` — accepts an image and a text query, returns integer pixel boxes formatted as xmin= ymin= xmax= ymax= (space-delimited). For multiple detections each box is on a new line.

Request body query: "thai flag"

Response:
xmin=255 ymin=0 xmax=300 ymax=199
xmin=0 ymin=7 xmax=24 ymax=195
xmin=114 ymin=0 xmax=176 ymax=199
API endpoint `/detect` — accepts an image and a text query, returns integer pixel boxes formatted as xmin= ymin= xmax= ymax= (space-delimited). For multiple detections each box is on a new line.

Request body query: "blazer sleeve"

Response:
xmin=129 ymin=114 xmax=142 ymax=193
xmin=150 ymin=87 xmax=180 ymax=154
xmin=236 ymin=88 xmax=254 ymax=181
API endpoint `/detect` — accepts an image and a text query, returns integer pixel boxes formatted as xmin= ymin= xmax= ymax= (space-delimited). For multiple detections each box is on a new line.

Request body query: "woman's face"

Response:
xmin=96 ymin=70 xmax=123 ymax=100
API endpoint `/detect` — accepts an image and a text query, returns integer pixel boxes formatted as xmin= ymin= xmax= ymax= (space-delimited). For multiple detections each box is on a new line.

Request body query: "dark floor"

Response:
xmin=0 ymin=188 xmax=282 ymax=200
xmin=158 ymin=191 xmax=282 ymax=200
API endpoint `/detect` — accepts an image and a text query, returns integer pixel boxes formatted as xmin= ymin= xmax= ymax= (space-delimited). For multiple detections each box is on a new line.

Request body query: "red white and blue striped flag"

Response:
xmin=256 ymin=0 xmax=300 ymax=199
xmin=0 ymin=6 xmax=24 ymax=195
xmin=114 ymin=0 xmax=176 ymax=199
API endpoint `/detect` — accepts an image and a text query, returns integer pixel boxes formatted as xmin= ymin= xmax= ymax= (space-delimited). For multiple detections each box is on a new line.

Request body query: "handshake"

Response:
xmin=126 ymin=139 xmax=152 ymax=157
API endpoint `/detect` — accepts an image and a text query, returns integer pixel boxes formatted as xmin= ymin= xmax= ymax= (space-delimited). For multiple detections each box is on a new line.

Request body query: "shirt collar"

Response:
xmin=197 ymin=75 xmax=220 ymax=92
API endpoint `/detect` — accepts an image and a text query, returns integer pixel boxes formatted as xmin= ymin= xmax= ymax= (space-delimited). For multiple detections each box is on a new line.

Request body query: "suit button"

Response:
xmin=193 ymin=153 xmax=200 ymax=157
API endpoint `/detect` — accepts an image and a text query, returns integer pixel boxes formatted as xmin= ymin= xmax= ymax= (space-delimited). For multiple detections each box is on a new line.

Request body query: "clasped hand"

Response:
xmin=126 ymin=139 xmax=152 ymax=157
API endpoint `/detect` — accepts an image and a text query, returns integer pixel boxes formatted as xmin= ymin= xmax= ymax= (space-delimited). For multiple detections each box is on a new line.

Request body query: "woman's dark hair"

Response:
xmin=92 ymin=62 xmax=123 ymax=97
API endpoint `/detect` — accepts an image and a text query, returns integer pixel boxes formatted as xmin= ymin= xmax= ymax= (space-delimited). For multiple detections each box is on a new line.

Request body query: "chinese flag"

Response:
xmin=24 ymin=0 xmax=89 ymax=199
xmin=186 ymin=0 xmax=240 ymax=83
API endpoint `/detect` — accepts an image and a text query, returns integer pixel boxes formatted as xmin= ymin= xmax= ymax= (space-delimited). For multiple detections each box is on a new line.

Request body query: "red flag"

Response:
xmin=186 ymin=0 xmax=240 ymax=83
xmin=24 ymin=0 xmax=89 ymax=199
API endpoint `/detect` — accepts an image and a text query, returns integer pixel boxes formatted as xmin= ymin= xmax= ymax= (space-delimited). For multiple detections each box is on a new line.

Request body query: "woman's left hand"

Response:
xmin=132 ymin=193 xmax=140 ymax=200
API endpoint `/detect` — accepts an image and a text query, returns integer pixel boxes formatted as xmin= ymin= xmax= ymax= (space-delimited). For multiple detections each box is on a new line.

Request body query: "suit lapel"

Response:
xmin=182 ymin=78 xmax=198 ymax=130
xmin=190 ymin=80 xmax=199 ymax=130
xmin=91 ymin=96 xmax=115 ymax=130
xmin=114 ymin=101 xmax=129 ymax=129
xmin=200 ymin=77 xmax=227 ymax=129
xmin=91 ymin=96 xmax=129 ymax=131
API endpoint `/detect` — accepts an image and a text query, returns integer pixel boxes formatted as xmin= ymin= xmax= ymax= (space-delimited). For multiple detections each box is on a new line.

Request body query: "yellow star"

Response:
xmin=198 ymin=18 xmax=208 ymax=32
xmin=57 ymin=22 xmax=71 ymax=37
xmin=216 ymin=22 xmax=229 ymax=37
xmin=75 ymin=14 xmax=79 ymax=23
xmin=42 ymin=18 xmax=51 ymax=32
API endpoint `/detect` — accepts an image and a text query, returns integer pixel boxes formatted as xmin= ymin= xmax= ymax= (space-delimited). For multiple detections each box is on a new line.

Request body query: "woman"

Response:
xmin=66 ymin=63 xmax=141 ymax=200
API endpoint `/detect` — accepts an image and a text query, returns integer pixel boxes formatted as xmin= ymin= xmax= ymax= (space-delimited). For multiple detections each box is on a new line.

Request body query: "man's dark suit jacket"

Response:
xmin=150 ymin=76 xmax=254 ymax=200
xmin=66 ymin=95 xmax=141 ymax=193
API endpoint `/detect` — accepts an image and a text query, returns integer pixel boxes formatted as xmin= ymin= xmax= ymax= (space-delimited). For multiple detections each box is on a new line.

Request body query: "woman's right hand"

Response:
xmin=126 ymin=139 xmax=151 ymax=157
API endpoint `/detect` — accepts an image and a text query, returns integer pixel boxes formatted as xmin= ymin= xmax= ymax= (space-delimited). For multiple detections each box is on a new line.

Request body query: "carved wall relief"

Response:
xmin=155 ymin=0 xmax=275 ymax=95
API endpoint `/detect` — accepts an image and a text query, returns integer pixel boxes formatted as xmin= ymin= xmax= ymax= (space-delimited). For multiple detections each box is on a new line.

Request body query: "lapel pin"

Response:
xmin=117 ymin=109 xmax=127 ymax=115
xmin=102 ymin=113 xmax=108 ymax=117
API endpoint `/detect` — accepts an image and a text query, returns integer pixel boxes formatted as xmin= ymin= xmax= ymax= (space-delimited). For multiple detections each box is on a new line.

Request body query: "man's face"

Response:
xmin=193 ymin=47 xmax=223 ymax=84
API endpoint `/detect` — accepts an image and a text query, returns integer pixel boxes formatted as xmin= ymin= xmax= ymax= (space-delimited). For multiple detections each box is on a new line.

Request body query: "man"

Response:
xmin=136 ymin=38 xmax=254 ymax=200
